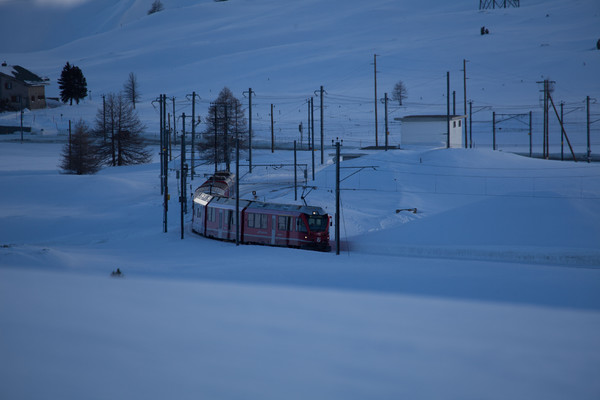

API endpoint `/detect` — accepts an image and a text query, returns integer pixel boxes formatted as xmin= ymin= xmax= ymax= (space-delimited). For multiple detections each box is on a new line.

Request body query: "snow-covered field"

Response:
xmin=1 ymin=141 xmax=599 ymax=399
xmin=1 ymin=0 xmax=600 ymax=399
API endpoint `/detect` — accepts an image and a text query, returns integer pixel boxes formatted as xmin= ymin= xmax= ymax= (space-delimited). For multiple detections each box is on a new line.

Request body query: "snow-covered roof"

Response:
xmin=0 ymin=63 xmax=49 ymax=86
xmin=400 ymin=115 xmax=466 ymax=122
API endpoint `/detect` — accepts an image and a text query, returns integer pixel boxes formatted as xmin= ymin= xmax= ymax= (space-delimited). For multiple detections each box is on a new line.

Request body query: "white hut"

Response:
xmin=399 ymin=115 xmax=466 ymax=148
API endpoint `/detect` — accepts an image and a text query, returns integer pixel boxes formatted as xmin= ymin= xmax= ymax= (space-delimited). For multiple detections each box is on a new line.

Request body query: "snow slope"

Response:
xmin=1 ymin=141 xmax=600 ymax=399
xmin=1 ymin=0 xmax=599 ymax=149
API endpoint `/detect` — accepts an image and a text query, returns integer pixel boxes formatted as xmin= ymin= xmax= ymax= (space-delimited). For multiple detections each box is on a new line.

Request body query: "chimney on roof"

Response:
xmin=1 ymin=61 xmax=7 ymax=67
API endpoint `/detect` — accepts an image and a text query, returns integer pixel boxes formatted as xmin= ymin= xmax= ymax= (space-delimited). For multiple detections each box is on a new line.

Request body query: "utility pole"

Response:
xmin=224 ymin=105 xmax=229 ymax=171
xmin=189 ymin=91 xmax=197 ymax=180
xmin=336 ymin=138 xmax=341 ymax=255
xmin=68 ymin=120 xmax=71 ymax=162
xmin=102 ymin=94 xmax=107 ymax=143
xmin=587 ymin=96 xmax=591 ymax=163
xmin=314 ymin=86 xmax=325 ymax=164
xmin=167 ymin=112 xmax=172 ymax=161
xmin=235 ymin=107 xmax=240 ymax=246
xmin=373 ymin=54 xmax=379 ymax=148
xmin=20 ymin=96 xmax=23 ymax=142
xmin=307 ymin=98 xmax=311 ymax=150
xmin=545 ymin=80 xmax=549 ymax=159
xmin=469 ymin=100 xmax=473 ymax=148
xmin=446 ymin=71 xmax=450 ymax=148
xmin=320 ymin=86 xmax=324 ymax=164
xmin=180 ymin=113 xmax=186 ymax=240
xmin=172 ymin=96 xmax=176 ymax=148
xmin=159 ymin=95 xmax=164 ymax=195
xmin=213 ymin=103 xmax=218 ymax=173
xmin=560 ymin=102 xmax=564 ymax=161
xmin=453 ymin=90 xmax=456 ymax=115
xmin=492 ymin=111 xmax=496 ymax=150
xmin=271 ymin=103 xmax=274 ymax=153
xmin=381 ymin=93 xmax=389 ymax=151
xmin=162 ymin=94 xmax=168 ymax=233
xmin=294 ymin=140 xmax=297 ymax=201
xmin=463 ymin=59 xmax=468 ymax=149
xmin=529 ymin=110 xmax=533 ymax=158
xmin=243 ymin=88 xmax=254 ymax=172
xmin=548 ymin=90 xmax=577 ymax=162
xmin=311 ymin=97 xmax=315 ymax=180
xmin=538 ymin=80 xmax=554 ymax=159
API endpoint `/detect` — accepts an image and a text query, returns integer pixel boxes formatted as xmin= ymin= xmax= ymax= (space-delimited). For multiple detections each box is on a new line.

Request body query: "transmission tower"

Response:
xmin=479 ymin=0 xmax=520 ymax=9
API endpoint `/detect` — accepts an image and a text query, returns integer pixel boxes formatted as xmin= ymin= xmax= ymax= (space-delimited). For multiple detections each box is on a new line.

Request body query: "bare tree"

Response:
xmin=123 ymin=72 xmax=141 ymax=109
xmin=198 ymin=87 xmax=248 ymax=171
xmin=59 ymin=120 xmax=101 ymax=175
xmin=392 ymin=80 xmax=408 ymax=106
xmin=94 ymin=93 xmax=151 ymax=166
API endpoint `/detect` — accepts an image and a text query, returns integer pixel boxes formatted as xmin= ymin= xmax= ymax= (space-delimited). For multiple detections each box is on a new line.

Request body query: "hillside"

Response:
xmin=1 ymin=0 xmax=599 ymax=149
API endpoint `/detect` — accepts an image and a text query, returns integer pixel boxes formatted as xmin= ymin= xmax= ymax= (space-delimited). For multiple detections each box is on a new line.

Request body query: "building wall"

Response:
xmin=401 ymin=120 xmax=447 ymax=147
xmin=401 ymin=118 xmax=464 ymax=148
xmin=449 ymin=119 xmax=464 ymax=148
xmin=0 ymin=75 xmax=46 ymax=110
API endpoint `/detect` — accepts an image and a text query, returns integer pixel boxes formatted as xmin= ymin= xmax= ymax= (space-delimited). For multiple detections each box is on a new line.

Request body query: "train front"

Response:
xmin=301 ymin=209 xmax=331 ymax=252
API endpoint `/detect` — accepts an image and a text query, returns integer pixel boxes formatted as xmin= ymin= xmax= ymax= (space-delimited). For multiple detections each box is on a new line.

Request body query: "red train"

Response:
xmin=192 ymin=189 xmax=331 ymax=252
xmin=196 ymin=170 xmax=235 ymax=197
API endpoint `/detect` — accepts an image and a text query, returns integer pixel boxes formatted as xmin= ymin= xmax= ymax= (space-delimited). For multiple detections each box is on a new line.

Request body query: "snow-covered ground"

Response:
xmin=1 ymin=0 xmax=600 ymax=398
xmin=1 ymin=141 xmax=599 ymax=399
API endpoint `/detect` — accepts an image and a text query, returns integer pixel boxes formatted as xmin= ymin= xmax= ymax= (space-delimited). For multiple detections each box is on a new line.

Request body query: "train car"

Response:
xmin=192 ymin=192 xmax=330 ymax=252
xmin=196 ymin=170 xmax=235 ymax=197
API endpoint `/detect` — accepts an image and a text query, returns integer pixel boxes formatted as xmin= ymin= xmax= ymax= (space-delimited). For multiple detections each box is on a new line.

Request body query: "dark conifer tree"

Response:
xmin=59 ymin=120 xmax=101 ymax=175
xmin=58 ymin=62 xmax=88 ymax=105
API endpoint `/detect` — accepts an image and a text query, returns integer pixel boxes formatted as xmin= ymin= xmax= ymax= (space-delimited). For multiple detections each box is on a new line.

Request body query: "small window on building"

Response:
xmin=458 ymin=120 xmax=462 ymax=127
xmin=38 ymin=95 xmax=45 ymax=100
xmin=5 ymin=82 xmax=12 ymax=90
xmin=10 ymin=96 xmax=17 ymax=102
xmin=453 ymin=121 xmax=456 ymax=128
xmin=31 ymin=96 xmax=35 ymax=102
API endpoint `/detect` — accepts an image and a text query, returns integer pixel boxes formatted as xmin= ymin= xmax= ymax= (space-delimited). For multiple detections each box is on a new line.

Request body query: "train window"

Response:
xmin=296 ymin=217 xmax=308 ymax=233
xmin=278 ymin=216 xmax=292 ymax=231
xmin=227 ymin=210 xmax=235 ymax=226
xmin=307 ymin=215 xmax=327 ymax=232
xmin=247 ymin=213 xmax=267 ymax=229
